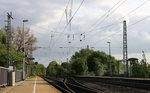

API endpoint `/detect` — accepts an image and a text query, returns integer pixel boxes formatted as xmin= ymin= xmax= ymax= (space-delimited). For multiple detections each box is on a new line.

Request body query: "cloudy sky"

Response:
xmin=0 ymin=0 xmax=150 ymax=66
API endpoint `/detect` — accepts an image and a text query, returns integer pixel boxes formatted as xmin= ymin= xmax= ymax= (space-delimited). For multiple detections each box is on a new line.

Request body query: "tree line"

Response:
xmin=46 ymin=48 xmax=150 ymax=78
xmin=0 ymin=27 xmax=45 ymax=76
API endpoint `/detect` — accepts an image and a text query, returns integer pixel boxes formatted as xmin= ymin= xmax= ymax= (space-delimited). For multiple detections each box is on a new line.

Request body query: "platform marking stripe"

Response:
xmin=33 ymin=77 xmax=37 ymax=93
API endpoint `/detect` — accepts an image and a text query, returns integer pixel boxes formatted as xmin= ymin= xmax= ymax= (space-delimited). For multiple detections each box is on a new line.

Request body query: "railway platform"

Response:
xmin=0 ymin=76 xmax=61 ymax=93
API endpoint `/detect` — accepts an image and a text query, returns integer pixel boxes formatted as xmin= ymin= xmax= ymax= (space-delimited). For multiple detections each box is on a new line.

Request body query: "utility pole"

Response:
xmin=123 ymin=20 xmax=128 ymax=77
xmin=107 ymin=41 xmax=112 ymax=76
xmin=22 ymin=20 xmax=28 ymax=80
xmin=87 ymin=45 xmax=89 ymax=49
xmin=6 ymin=12 xmax=13 ymax=66
xmin=142 ymin=51 xmax=147 ymax=63
xmin=65 ymin=0 xmax=73 ymax=63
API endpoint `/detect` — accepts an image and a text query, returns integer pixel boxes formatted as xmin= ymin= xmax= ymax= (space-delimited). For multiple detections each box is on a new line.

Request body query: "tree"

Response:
xmin=70 ymin=48 xmax=93 ymax=75
xmin=28 ymin=61 xmax=46 ymax=76
xmin=12 ymin=27 xmax=37 ymax=58
xmin=61 ymin=62 xmax=71 ymax=75
xmin=148 ymin=64 xmax=150 ymax=77
xmin=35 ymin=64 xmax=46 ymax=75
xmin=0 ymin=29 xmax=23 ymax=67
xmin=46 ymin=61 xmax=58 ymax=76
xmin=70 ymin=48 xmax=119 ymax=76
xmin=139 ymin=60 xmax=149 ymax=78
xmin=129 ymin=58 xmax=150 ymax=78
xmin=129 ymin=58 xmax=140 ymax=77
xmin=71 ymin=48 xmax=93 ymax=59
xmin=71 ymin=58 xmax=87 ymax=75
xmin=87 ymin=51 xmax=108 ymax=76
xmin=46 ymin=61 xmax=68 ymax=76
xmin=0 ymin=30 xmax=7 ymax=66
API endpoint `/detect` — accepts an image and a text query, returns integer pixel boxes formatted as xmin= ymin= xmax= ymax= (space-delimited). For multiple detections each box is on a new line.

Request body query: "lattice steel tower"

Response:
xmin=123 ymin=20 xmax=128 ymax=77
xmin=6 ymin=12 xmax=13 ymax=66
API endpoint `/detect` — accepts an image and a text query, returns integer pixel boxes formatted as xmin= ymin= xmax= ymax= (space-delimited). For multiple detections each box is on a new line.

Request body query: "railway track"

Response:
xmin=74 ymin=76 xmax=150 ymax=91
xmin=44 ymin=77 xmax=102 ymax=93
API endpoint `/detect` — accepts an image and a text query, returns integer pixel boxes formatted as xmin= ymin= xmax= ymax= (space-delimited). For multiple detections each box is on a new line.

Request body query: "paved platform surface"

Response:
xmin=0 ymin=76 xmax=61 ymax=93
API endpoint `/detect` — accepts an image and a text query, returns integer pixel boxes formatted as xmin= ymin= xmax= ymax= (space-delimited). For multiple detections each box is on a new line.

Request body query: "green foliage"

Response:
xmin=0 ymin=48 xmax=7 ymax=66
xmin=70 ymin=48 xmax=93 ymax=75
xmin=61 ymin=62 xmax=71 ymax=75
xmin=148 ymin=65 xmax=150 ymax=77
xmin=0 ymin=29 xmax=45 ymax=77
xmin=87 ymin=51 xmax=107 ymax=75
xmin=0 ymin=29 xmax=23 ymax=67
xmin=30 ymin=61 xmax=46 ymax=76
xmin=71 ymin=49 xmax=118 ymax=76
xmin=71 ymin=58 xmax=88 ymax=75
xmin=46 ymin=61 xmax=58 ymax=76
xmin=0 ymin=30 xmax=8 ymax=66
xmin=71 ymin=48 xmax=93 ymax=60
xmin=45 ymin=49 xmax=150 ymax=78
xmin=139 ymin=60 xmax=149 ymax=78
xmin=129 ymin=58 xmax=149 ymax=78
xmin=35 ymin=64 xmax=46 ymax=75
xmin=46 ymin=61 xmax=68 ymax=76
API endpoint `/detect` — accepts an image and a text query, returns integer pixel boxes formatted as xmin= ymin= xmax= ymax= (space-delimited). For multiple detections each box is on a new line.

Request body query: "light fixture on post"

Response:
xmin=22 ymin=19 xmax=28 ymax=80
xmin=107 ymin=41 xmax=112 ymax=76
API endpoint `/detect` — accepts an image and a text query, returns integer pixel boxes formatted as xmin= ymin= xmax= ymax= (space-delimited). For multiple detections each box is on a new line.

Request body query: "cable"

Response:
xmin=120 ymin=0 xmax=150 ymax=20
xmin=128 ymin=16 xmax=150 ymax=28
xmin=54 ymin=0 xmax=71 ymax=32
xmin=81 ymin=0 xmax=149 ymax=37
xmin=71 ymin=0 xmax=127 ymax=48
xmin=49 ymin=0 xmax=85 ymax=53
xmin=86 ymin=21 xmax=122 ymax=34
xmin=47 ymin=0 xmax=72 ymax=54
xmin=84 ymin=0 xmax=127 ymax=34
xmin=81 ymin=0 xmax=149 ymax=47
xmin=69 ymin=0 xmax=85 ymax=22
xmin=90 ymin=15 xmax=150 ymax=46
xmin=70 ymin=21 xmax=122 ymax=48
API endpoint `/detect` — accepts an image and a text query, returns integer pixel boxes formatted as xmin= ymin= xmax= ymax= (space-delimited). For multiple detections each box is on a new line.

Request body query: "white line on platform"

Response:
xmin=32 ymin=77 xmax=37 ymax=93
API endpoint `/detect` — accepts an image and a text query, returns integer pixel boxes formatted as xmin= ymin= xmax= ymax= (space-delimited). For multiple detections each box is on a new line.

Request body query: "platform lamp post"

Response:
xmin=22 ymin=20 xmax=28 ymax=80
xmin=107 ymin=41 xmax=112 ymax=76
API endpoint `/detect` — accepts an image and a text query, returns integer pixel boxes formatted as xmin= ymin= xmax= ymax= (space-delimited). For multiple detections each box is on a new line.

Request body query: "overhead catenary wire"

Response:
xmin=80 ymin=0 xmax=149 ymax=38
xmin=34 ymin=1 xmax=149 ymax=63
xmin=49 ymin=0 xmax=85 ymax=54
xmin=80 ymin=0 xmax=150 ymax=47
xmin=120 ymin=0 xmax=150 ymax=20
xmin=72 ymin=15 xmax=150 ymax=51
xmin=55 ymin=0 xmax=71 ymax=32
xmin=83 ymin=0 xmax=127 ymax=35
xmin=75 ymin=0 xmax=128 ymax=48
xmin=71 ymin=0 xmax=127 ymax=47
xmin=90 ymin=15 xmax=150 ymax=46
xmin=128 ymin=16 xmax=150 ymax=28
xmin=41 ymin=0 xmax=85 ymax=63
xmin=30 ymin=0 xmax=72 ymax=62
xmin=69 ymin=0 xmax=85 ymax=23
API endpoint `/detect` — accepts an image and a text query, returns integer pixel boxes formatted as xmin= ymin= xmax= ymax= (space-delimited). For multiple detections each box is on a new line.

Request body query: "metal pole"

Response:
xmin=6 ymin=12 xmax=13 ymax=66
xmin=107 ymin=41 xmax=112 ymax=76
xmin=123 ymin=20 xmax=128 ymax=77
xmin=22 ymin=20 xmax=28 ymax=80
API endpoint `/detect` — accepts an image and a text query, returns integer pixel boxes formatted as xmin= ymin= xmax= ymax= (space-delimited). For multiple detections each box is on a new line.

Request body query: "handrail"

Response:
xmin=0 ymin=66 xmax=9 ymax=70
